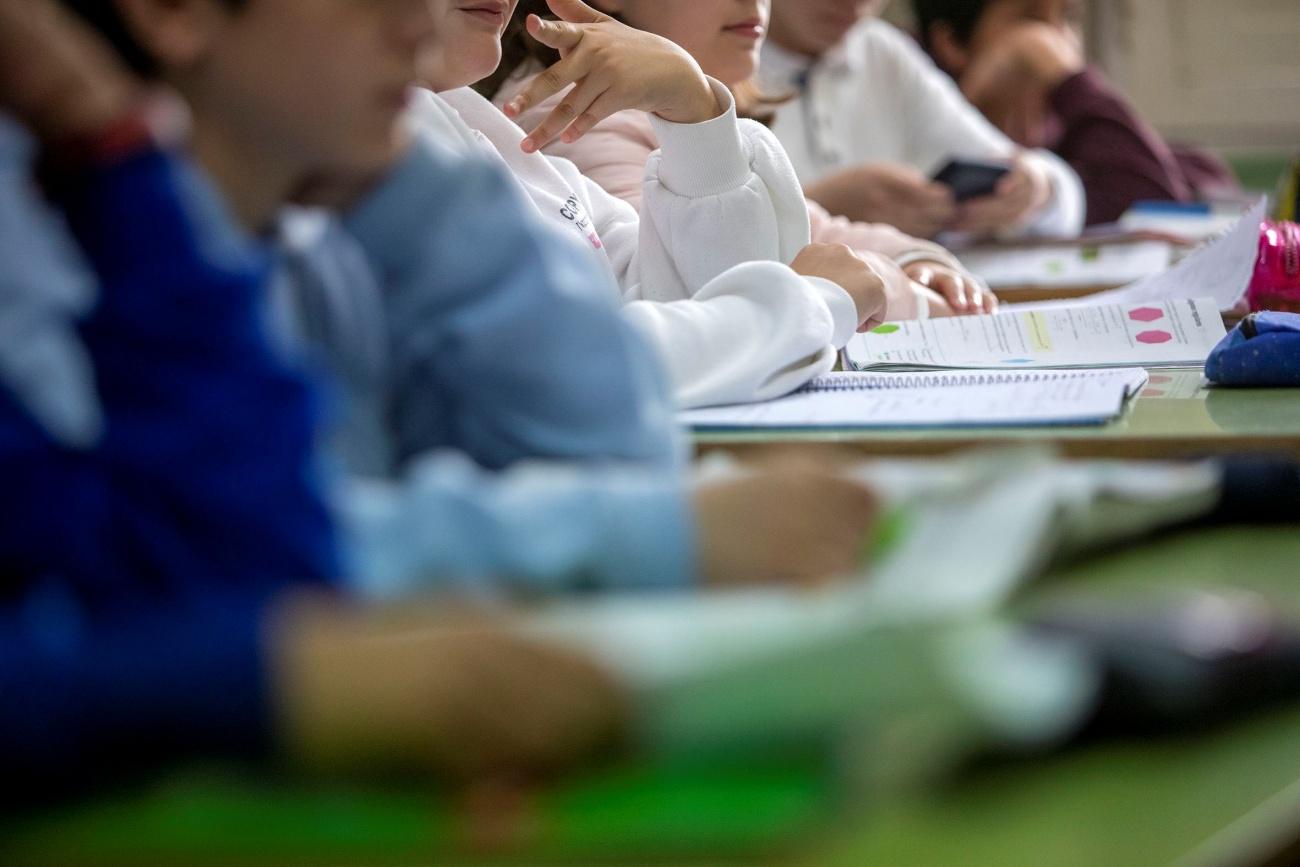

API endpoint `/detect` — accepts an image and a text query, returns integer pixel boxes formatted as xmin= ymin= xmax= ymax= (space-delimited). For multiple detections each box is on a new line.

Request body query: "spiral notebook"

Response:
xmin=843 ymin=298 xmax=1225 ymax=371
xmin=681 ymin=368 xmax=1149 ymax=430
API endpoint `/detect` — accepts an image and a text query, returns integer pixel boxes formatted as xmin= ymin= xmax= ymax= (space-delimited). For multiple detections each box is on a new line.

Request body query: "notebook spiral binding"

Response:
xmin=806 ymin=371 xmax=1100 ymax=392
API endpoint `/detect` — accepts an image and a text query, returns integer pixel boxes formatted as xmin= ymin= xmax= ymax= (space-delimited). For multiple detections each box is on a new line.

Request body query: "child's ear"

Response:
xmin=113 ymin=0 xmax=230 ymax=69
xmin=928 ymin=21 xmax=971 ymax=77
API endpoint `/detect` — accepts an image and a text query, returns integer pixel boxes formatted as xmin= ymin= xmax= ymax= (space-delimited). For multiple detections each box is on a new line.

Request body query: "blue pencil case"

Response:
xmin=1205 ymin=312 xmax=1300 ymax=386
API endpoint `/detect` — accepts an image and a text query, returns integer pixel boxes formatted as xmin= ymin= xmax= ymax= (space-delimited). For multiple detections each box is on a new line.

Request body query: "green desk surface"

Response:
xmin=5 ymin=527 xmax=1300 ymax=867
xmin=696 ymin=370 xmax=1300 ymax=461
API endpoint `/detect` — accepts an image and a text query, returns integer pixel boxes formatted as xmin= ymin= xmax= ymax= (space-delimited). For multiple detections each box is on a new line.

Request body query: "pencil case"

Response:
xmin=1246 ymin=220 xmax=1300 ymax=314
xmin=1205 ymin=311 xmax=1300 ymax=386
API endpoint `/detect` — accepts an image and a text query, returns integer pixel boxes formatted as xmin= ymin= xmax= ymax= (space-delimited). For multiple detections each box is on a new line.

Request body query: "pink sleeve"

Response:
xmin=807 ymin=199 xmax=960 ymax=268
xmin=522 ymin=99 xmax=657 ymax=212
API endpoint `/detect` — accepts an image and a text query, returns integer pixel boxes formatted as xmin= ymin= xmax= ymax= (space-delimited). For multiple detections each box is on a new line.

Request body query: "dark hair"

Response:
xmin=474 ymin=0 xmax=565 ymax=102
xmin=59 ymin=0 xmax=247 ymax=77
xmin=474 ymin=0 xmax=787 ymax=125
xmin=911 ymin=0 xmax=987 ymax=51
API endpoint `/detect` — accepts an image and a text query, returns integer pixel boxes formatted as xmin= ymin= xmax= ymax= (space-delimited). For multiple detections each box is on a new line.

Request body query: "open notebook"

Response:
xmin=681 ymin=368 xmax=1149 ymax=430
xmin=844 ymin=298 xmax=1225 ymax=372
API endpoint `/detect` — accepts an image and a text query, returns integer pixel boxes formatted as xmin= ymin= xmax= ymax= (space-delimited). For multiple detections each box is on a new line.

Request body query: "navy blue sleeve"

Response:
xmin=0 ymin=147 xmax=341 ymax=608
xmin=0 ymin=589 xmax=273 ymax=804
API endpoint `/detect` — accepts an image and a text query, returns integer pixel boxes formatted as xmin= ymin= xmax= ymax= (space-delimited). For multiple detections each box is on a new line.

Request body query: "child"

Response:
xmin=492 ymin=0 xmax=997 ymax=314
xmin=60 ymin=0 xmax=882 ymax=602
xmin=0 ymin=0 xmax=626 ymax=798
xmin=912 ymin=0 xmax=1241 ymax=225
xmin=753 ymin=0 xmax=1084 ymax=239
xmin=417 ymin=0 xmax=894 ymax=409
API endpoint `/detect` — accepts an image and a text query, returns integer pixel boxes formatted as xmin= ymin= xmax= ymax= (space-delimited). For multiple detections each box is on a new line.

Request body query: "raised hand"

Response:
xmin=501 ymin=0 xmax=722 ymax=153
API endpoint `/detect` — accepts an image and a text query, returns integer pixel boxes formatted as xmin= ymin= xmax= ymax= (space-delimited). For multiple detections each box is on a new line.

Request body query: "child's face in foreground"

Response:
xmin=173 ymin=0 xmax=438 ymax=180
xmin=767 ymin=0 xmax=884 ymax=58
xmin=595 ymin=0 xmax=771 ymax=87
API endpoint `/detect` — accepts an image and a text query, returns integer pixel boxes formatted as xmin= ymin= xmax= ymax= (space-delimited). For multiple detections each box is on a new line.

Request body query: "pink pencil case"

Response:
xmin=1247 ymin=221 xmax=1300 ymax=313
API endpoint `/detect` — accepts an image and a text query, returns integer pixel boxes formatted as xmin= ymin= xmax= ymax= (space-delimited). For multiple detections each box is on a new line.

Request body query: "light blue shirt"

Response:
xmin=274 ymin=135 xmax=697 ymax=597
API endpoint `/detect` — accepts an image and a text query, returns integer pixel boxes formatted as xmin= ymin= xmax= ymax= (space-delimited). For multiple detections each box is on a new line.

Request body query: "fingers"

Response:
xmin=503 ymin=44 xmax=587 ymax=119
xmin=520 ymin=74 xmax=608 ymax=152
xmin=556 ymin=89 xmax=623 ymax=144
xmin=545 ymin=0 xmax=611 ymax=25
xmin=526 ymin=13 xmax=586 ymax=53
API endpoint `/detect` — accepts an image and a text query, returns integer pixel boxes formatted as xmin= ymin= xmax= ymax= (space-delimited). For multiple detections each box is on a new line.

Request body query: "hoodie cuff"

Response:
xmin=648 ymin=78 xmax=752 ymax=198
xmin=804 ymin=275 xmax=860 ymax=349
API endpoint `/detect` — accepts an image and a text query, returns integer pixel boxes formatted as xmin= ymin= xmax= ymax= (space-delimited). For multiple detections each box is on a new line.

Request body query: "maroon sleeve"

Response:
xmin=1048 ymin=66 xmax=1194 ymax=225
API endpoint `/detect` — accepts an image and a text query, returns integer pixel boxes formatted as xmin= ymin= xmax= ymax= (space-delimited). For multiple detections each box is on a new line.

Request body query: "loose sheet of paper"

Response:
xmin=845 ymin=298 xmax=1226 ymax=371
xmin=1008 ymin=199 xmax=1266 ymax=314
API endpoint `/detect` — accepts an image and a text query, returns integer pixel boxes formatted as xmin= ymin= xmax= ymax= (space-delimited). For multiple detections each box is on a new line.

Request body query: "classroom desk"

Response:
xmin=5 ymin=526 xmax=1300 ymax=867
xmin=991 ymin=282 xmax=1124 ymax=305
xmin=694 ymin=369 xmax=1300 ymax=461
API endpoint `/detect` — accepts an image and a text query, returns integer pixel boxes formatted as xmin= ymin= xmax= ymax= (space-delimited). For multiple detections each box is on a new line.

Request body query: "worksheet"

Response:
xmin=845 ymin=298 xmax=1226 ymax=371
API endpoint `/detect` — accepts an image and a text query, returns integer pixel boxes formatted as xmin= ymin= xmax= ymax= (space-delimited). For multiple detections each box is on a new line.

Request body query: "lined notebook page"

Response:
xmin=681 ymin=369 xmax=1146 ymax=430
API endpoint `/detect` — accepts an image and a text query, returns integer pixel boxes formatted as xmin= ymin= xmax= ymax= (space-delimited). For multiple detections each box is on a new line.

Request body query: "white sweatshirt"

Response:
xmin=412 ymin=84 xmax=861 ymax=409
xmin=758 ymin=18 xmax=1086 ymax=238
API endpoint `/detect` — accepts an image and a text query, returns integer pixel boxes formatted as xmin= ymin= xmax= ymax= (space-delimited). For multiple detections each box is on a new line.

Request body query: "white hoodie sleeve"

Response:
xmin=621 ymin=261 xmax=856 ymax=408
xmin=439 ymin=86 xmax=860 ymax=408
xmin=513 ymin=77 xmax=818 ymax=301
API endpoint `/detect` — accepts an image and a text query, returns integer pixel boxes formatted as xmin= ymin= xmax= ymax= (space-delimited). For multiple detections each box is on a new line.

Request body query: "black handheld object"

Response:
xmin=931 ymin=159 xmax=1011 ymax=202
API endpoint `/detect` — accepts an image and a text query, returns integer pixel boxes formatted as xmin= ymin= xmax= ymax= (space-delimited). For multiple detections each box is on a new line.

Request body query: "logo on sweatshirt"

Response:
xmin=559 ymin=194 xmax=603 ymax=251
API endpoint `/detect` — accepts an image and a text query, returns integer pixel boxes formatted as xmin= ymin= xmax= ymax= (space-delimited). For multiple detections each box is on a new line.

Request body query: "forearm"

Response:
xmin=338 ymin=450 xmax=696 ymax=600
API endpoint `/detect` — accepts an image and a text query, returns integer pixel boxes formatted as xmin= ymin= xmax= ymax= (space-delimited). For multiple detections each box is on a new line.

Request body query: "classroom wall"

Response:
xmin=883 ymin=0 xmax=1300 ymax=156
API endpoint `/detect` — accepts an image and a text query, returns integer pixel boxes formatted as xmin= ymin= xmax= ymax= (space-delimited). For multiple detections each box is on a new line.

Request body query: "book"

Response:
xmin=680 ymin=368 xmax=1148 ymax=430
xmin=844 ymin=298 xmax=1225 ymax=372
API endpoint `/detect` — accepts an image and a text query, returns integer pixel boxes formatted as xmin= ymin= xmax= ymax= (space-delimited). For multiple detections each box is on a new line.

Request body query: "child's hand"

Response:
xmin=792 ymin=242 xmax=889 ymax=331
xmin=961 ymin=21 xmax=1084 ymax=145
xmin=903 ymin=260 xmax=996 ymax=316
xmin=807 ymin=162 xmax=958 ymax=239
xmin=502 ymin=0 xmax=722 ymax=153
xmin=274 ymin=599 xmax=630 ymax=782
xmin=950 ymin=154 xmax=1052 ymax=236
xmin=0 ymin=0 xmax=138 ymax=144
xmin=694 ymin=461 xmax=880 ymax=589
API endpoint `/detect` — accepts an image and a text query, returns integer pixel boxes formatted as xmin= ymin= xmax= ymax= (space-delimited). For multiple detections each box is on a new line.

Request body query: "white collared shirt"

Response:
xmin=758 ymin=18 xmax=1085 ymax=238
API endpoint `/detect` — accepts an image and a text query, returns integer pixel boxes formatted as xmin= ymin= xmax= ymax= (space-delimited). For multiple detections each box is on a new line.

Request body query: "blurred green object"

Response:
xmin=5 ymin=527 xmax=1300 ymax=867
xmin=1226 ymin=152 xmax=1292 ymax=198
xmin=1272 ymin=154 xmax=1300 ymax=222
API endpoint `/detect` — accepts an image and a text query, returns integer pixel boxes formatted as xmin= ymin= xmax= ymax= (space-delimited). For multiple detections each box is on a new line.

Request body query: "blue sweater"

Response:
xmin=275 ymin=135 xmax=697 ymax=598
xmin=0 ymin=117 xmax=339 ymax=793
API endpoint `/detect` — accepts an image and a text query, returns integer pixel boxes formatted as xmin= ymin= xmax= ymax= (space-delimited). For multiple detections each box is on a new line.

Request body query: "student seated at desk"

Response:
xmin=486 ymin=0 xmax=997 ymax=318
xmin=910 ymin=0 xmax=1241 ymax=225
xmin=750 ymin=0 xmax=1084 ymax=240
xmin=0 ymin=0 xmax=626 ymax=799
xmin=54 ymin=0 xmax=880 ymax=601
